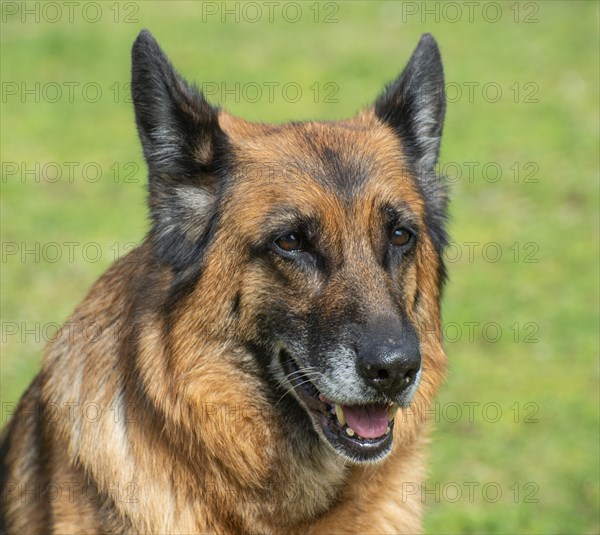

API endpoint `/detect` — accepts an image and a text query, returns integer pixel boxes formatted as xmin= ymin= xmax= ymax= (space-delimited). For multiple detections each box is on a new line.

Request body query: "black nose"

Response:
xmin=356 ymin=321 xmax=421 ymax=396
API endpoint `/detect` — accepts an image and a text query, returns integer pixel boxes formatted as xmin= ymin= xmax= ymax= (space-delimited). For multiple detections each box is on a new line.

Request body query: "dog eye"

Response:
xmin=390 ymin=227 xmax=413 ymax=247
xmin=275 ymin=232 xmax=304 ymax=252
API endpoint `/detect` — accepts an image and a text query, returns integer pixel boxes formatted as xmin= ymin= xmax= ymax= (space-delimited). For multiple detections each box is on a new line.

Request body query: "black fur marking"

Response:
xmin=383 ymin=204 xmax=419 ymax=232
xmin=242 ymin=341 xmax=274 ymax=378
xmin=293 ymin=126 xmax=375 ymax=200
xmin=422 ymin=184 xmax=449 ymax=292
xmin=231 ymin=292 xmax=241 ymax=318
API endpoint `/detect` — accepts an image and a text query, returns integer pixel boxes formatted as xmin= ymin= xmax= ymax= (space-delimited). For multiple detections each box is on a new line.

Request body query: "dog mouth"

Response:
xmin=279 ymin=349 xmax=397 ymax=463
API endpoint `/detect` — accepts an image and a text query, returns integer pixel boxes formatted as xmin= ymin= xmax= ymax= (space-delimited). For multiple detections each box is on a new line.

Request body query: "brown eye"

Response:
xmin=390 ymin=227 xmax=412 ymax=247
xmin=276 ymin=232 xmax=303 ymax=252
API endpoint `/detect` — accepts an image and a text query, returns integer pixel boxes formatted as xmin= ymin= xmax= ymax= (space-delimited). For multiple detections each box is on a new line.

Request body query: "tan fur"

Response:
xmin=1 ymin=110 xmax=446 ymax=534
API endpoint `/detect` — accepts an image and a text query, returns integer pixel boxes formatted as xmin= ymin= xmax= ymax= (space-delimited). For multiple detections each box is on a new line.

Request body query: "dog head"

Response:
xmin=131 ymin=31 xmax=448 ymax=464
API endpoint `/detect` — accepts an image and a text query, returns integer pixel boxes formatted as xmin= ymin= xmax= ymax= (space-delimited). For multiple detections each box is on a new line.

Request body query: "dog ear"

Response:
xmin=375 ymin=34 xmax=448 ymax=290
xmin=374 ymin=33 xmax=445 ymax=173
xmin=131 ymin=29 xmax=223 ymax=178
xmin=131 ymin=30 xmax=227 ymax=275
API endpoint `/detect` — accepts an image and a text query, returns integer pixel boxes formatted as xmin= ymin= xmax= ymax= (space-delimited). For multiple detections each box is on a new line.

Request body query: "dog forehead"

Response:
xmin=220 ymin=113 xmax=423 ymax=214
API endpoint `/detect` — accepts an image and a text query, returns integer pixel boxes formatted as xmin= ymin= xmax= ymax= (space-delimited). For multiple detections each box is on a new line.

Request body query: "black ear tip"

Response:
xmin=135 ymin=29 xmax=155 ymax=43
xmin=417 ymin=33 xmax=440 ymax=53
xmin=132 ymin=29 xmax=159 ymax=56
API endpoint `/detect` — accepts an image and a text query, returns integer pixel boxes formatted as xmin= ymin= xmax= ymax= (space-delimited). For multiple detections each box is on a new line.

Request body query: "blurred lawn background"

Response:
xmin=1 ymin=1 xmax=598 ymax=533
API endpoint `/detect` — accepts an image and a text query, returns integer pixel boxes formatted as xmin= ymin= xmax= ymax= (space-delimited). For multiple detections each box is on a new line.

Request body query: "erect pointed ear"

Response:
xmin=131 ymin=29 xmax=222 ymax=178
xmin=374 ymin=33 xmax=446 ymax=173
xmin=131 ymin=30 xmax=227 ymax=275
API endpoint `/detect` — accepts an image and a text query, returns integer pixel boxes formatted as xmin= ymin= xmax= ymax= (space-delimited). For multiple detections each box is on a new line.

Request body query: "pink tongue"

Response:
xmin=341 ymin=404 xmax=389 ymax=439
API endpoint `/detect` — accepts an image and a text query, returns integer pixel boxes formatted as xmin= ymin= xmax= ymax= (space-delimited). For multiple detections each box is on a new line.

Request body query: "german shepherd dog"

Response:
xmin=1 ymin=31 xmax=448 ymax=534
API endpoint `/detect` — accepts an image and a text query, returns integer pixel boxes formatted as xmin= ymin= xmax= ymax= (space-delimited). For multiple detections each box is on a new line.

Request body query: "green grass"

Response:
xmin=1 ymin=1 xmax=598 ymax=533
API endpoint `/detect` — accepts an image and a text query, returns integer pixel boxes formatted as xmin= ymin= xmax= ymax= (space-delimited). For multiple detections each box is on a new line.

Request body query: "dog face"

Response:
xmin=131 ymin=31 xmax=448 ymax=463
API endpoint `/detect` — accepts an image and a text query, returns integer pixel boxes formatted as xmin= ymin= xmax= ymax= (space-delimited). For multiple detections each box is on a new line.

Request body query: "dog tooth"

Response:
xmin=388 ymin=403 xmax=399 ymax=422
xmin=345 ymin=427 xmax=355 ymax=437
xmin=334 ymin=404 xmax=346 ymax=426
xmin=386 ymin=426 xmax=390 ymax=434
